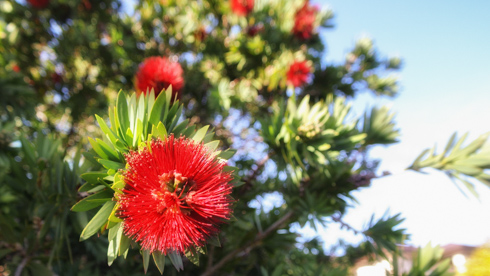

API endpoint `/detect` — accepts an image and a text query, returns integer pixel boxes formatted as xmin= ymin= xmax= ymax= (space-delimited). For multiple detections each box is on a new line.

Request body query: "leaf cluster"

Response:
xmin=409 ymin=132 xmax=490 ymax=197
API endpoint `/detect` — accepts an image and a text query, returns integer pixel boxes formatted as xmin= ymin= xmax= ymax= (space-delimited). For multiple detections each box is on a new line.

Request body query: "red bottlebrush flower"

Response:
xmin=27 ymin=0 xmax=49 ymax=9
xmin=81 ymin=0 xmax=92 ymax=11
xmin=231 ymin=0 xmax=254 ymax=16
xmin=135 ymin=56 xmax=184 ymax=98
xmin=119 ymin=136 xmax=233 ymax=254
xmin=286 ymin=60 xmax=312 ymax=87
xmin=246 ymin=24 xmax=264 ymax=37
xmin=293 ymin=1 xmax=318 ymax=40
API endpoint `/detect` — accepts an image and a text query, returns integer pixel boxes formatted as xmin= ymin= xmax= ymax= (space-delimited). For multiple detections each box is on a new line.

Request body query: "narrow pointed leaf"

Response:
xmin=80 ymin=201 xmax=115 ymax=241
xmin=207 ymin=235 xmax=221 ymax=247
xmin=152 ymin=251 xmax=166 ymax=274
xmin=142 ymin=250 xmax=151 ymax=274
xmin=71 ymin=189 xmax=113 ymax=212
xmin=80 ymin=171 xmax=109 ymax=185
xmin=98 ymin=159 xmax=124 ymax=171
xmin=168 ymin=251 xmax=184 ymax=271
xmin=185 ymin=249 xmax=199 ymax=266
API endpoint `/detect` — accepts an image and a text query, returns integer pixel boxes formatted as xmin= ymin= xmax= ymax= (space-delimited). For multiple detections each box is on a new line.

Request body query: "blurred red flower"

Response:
xmin=231 ymin=0 xmax=254 ymax=16
xmin=287 ymin=60 xmax=312 ymax=87
xmin=247 ymin=24 xmax=264 ymax=37
xmin=51 ymin=72 xmax=62 ymax=84
xmin=195 ymin=27 xmax=208 ymax=42
xmin=119 ymin=136 xmax=234 ymax=254
xmin=135 ymin=56 xmax=184 ymax=98
xmin=12 ymin=65 xmax=20 ymax=72
xmin=80 ymin=0 xmax=92 ymax=11
xmin=292 ymin=1 xmax=318 ymax=40
xmin=27 ymin=0 xmax=49 ymax=9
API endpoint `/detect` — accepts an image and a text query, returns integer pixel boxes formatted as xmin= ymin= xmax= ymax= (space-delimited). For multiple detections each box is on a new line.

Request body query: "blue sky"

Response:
xmin=309 ymin=0 xmax=490 ymax=247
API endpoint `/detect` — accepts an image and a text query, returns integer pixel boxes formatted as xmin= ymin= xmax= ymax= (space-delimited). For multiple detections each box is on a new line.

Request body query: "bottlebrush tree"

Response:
xmin=1 ymin=0 xmax=489 ymax=275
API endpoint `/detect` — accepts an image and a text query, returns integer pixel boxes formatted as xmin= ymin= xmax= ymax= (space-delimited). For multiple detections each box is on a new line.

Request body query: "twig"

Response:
xmin=14 ymin=256 xmax=29 ymax=276
xmin=201 ymin=210 xmax=294 ymax=276
xmin=240 ymin=153 xmax=270 ymax=193
xmin=331 ymin=214 xmax=360 ymax=235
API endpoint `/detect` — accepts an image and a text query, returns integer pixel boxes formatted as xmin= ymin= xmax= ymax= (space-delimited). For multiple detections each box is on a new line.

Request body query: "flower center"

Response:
xmin=152 ymin=170 xmax=195 ymax=214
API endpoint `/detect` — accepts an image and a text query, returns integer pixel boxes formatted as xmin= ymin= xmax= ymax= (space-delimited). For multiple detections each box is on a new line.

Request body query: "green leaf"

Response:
xmin=446 ymin=164 xmax=482 ymax=176
xmin=149 ymin=89 xmax=168 ymax=126
xmin=168 ymin=251 xmax=184 ymax=271
xmin=80 ymin=171 xmax=109 ymax=185
xmin=147 ymin=90 xmax=156 ymax=111
xmin=113 ymin=138 xmax=129 ymax=153
xmin=26 ymin=261 xmax=52 ymax=276
xmin=107 ymin=223 xmax=120 ymax=266
xmin=167 ymin=105 xmax=184 ymax=132
xmin=171 ymin=120 xmax=190 ymax=136
xmin=442 ymin=132 xmax=457 ymax=157
xmin=218 ymin=149 xmax=236 ymax=160
xmin=297 ymin=96 xmax=310 ymax=117
xmin=142 ymin=250 xmax=151 ymax=274
xmin=108 ymin=222 xmax=120 ymax=241
xmin=95 ymin=138 xmax=119 ymax=160
xmin=107 ymin=223 xmax=125 ymax=266
xmin=232 ymin=180 xmax=245 ymax=187
xmin=408 ymin=243 xmax=451 ymax=276
xmin=205 ymin=140 xmax=220 ymax=152
xmin=125 ymin=127 xmax=134 ymax=145
xmin=271 ymin=264 xmax=284 ymax=276
xmin=450 ymin=173 xmax=479 ymax=198
xmin=260 ymin=266 xmax=269 ymax=276
xmin=133 ymin=119 xmax=144 ymax=147
xmin=196 ymin=246 xmax=207 ymax=255
xmin=429 ymin=258 xmax=451 ymax=276
xmin=136 ymin=92 xmax=146 ymax=125
xmin=82 ymin=151 xmax=99 ymax=166
xmin=180 ymin=125 xmax=196 ymax=138
xmin=119 ymin=233 xmax=130 ymax=258
xmin=80 ymin=201 xmax=115 ymax=241
xmin=207 ymin=235 xmax=221 ymax=247
xmin=111 ymin=177 xmax=126 ymax=193
xmin=71 ymin=189 xmax=113 ymax=212
xmin=450 ymin=133 xmax=469 ymax=155
xmin=454 ymin=156 xmax=490 ymax=168
xmin=151 ymin=122 xmax=168 ymax=139
xmin=458 ymin=133 xmax=489 ymax=157
xmin=98 ymin=159 xmax=124 ymax=171
xmin=409 ymin=132 xmax=490 ymax=196
xmin=109 ymin=106 xmax=118 ymax=133
xmin=96 ymin=114 xmax=118 ymax=145
xmin=192 ymin=126 xmax=209 ymax=143
xmin=108 ymin=203 xmax=123 ymax=223
xmin=20 ymin=136 xmax=37 ymax=165
xmin=411 ymin=149 xmax=430 ymax=169
xmin=152 ymin=251 xmax=166 ymax=274
xmin=185 ymin=249 xmax=200 ymax=266
xmin=78 ymin=183 xmax=105 ymax=193
xmin=116 ymin=91 xmax=129 ymax=136
xmin=89 ymin=137 xmax=111 ymax=160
